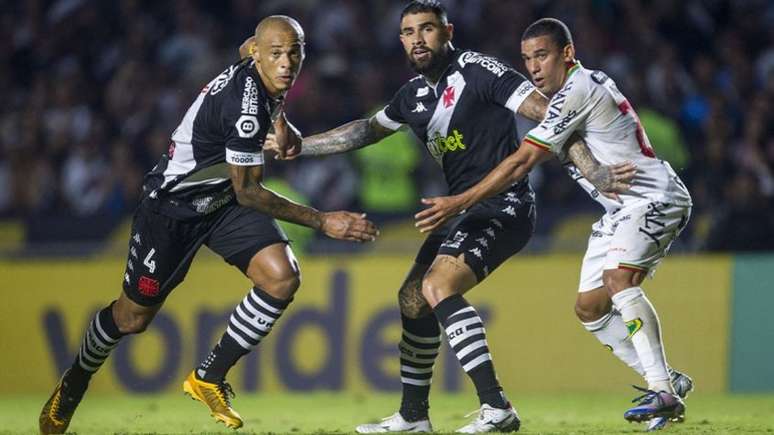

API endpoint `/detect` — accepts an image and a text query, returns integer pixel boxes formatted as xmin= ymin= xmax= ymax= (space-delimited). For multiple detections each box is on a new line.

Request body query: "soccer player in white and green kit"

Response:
xmin=415 ymin=18 xmax=694 ymax=431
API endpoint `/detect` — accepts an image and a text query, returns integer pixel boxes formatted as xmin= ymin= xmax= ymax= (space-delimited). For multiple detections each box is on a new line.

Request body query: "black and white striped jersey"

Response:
xmin=375 ymin=49 xmax=538 ymax=197
xmin=143 ymin=58 xmax=278 ymax=219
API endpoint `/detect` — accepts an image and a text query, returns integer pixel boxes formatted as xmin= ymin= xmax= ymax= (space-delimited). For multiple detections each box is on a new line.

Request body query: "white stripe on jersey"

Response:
xmin=375 ymin=109 xmax=403 ymax=131
xmin=505 ymin=81 xmax=538 ymax=114
xmin=170 ymin=178 xmax=230 ymax=192
xmin=160 ymin=88 xmax=208 ymax=190
xmin=425 ymin=71 xmax=467 ymax=166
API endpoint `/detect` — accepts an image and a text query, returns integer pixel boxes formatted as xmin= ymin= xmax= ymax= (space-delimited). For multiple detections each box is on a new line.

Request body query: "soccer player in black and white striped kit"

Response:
xmin=266 ymin=2 xmax=633 ymax=432
xmin=38 ymin=16 xmax=378 ymax=434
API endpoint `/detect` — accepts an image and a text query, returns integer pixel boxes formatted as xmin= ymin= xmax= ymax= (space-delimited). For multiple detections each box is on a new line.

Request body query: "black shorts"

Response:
xmin=122 ymin=198 xmax=288 ymax=306
xmin=415 ymin=188 xmax=536 ymax=282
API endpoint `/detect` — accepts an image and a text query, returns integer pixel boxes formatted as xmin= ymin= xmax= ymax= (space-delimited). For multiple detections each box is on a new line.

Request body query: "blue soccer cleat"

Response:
xmin=645 ymin=415 xmax=669 ymax=432
xmin=624 ymin=386 xmax=685 ymax=423
xmin=645 ymin=368 xmax=695 ymax=430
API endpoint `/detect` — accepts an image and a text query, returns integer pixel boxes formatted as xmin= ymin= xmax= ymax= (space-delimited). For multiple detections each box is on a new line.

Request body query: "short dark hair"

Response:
xmin=522 ymin=18 xmax=573 ymax=48
xmin=400 ymin=0 xmax=448 ymax=25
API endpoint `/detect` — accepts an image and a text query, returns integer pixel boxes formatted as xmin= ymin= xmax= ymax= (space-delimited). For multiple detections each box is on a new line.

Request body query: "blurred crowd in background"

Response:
xmin=1 ymin=0 xmax=773 ymax=252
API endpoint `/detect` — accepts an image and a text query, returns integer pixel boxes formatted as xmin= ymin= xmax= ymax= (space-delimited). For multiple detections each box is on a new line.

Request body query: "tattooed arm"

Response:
xmin=230 ymin=164 xmax=378 ymax=242
xmin=414 ymin=136 xmax=637 ymax=233
xmin=265 ymin=115 xmax=395 ymax=159
xmin=300 ymin=116 xmax=395 ymax=156
xmin=231 ymin=164 xmax=321 ymax=227
xmin=564 ymin=136 xmax=637 ymax=199
xmin=514 ymin=87 xmax=636 ymax=194
xmin=517 ymin=90 xmax=549 ymax=122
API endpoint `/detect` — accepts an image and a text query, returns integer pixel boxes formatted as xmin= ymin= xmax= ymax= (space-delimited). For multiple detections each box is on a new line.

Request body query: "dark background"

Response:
xmin=1 ymin=0 xmax=772 ymax=254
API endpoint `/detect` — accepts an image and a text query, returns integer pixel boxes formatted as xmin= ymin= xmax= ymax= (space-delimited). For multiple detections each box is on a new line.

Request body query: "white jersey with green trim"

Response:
xmin=523 ymin=62 xmax=692 ymax=212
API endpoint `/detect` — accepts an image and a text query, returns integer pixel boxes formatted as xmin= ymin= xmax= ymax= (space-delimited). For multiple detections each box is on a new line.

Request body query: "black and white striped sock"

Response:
xmin=399 ymin=314 xmax=441 ymax=421
xmin=198 ymin=287 xmax=290 ymax=382
xmin=70 ymin=303 xmax=124 ymax=383
xmin=433 ymin=294 xmax=507 ymax=408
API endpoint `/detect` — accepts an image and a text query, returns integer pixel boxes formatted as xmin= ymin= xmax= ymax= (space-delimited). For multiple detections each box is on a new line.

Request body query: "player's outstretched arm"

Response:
xmin=414 ymin=143 xmax=551 ymax=233
xmin=265 ymin=116 xmax=394 ymax=160
xmin=564 ymin=136 xmax=637 ymax=202
xmin=302 ymin=116 xmax=395 ymax=155
xmin=230 ymin=164 xmax=378 ymax=242
xmin=516 ymin=90 xmax=549 ymax=122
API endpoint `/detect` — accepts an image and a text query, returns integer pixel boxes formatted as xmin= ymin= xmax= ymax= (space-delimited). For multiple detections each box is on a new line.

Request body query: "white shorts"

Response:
xmin=578 ymin=202 xmax=691 ymax=292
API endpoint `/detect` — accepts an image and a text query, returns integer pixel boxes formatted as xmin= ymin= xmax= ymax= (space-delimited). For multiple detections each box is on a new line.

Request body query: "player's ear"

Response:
xmin=239 ymin=36 xmax=256 ymax=60
xmin=445 ymin=22 xmax=454 ymax=41
xmin=563 ymin=43 xmax=575 ymax=62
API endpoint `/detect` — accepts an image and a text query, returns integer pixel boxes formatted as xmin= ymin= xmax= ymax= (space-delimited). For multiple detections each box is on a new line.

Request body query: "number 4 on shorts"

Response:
xmin=143 ymin=248 xmax=156 ymax=273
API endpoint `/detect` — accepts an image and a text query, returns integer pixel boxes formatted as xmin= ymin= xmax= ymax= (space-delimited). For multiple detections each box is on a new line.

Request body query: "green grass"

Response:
xmin=4 ymin=392 xmax=773 ymax=434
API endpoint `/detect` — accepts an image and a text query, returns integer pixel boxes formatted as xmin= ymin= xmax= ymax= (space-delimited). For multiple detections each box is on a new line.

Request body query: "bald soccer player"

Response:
xmin=38 ymin=16 xmax=378 ymax=434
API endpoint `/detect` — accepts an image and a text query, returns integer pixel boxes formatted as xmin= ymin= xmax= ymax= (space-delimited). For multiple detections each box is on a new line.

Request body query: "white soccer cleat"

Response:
xmin=456 ymin=403 xmax=521 ymax=433
xmin=355 ymin=412 xmax=433 ymax=433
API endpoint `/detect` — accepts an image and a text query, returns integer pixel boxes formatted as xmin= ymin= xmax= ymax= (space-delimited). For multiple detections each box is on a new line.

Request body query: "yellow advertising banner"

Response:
xmin=0 ymin=254 xmax=731 ymax=394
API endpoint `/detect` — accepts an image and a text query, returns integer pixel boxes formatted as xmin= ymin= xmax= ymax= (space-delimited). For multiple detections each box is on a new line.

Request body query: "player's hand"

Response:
xmin=239 ymin=36 xmax=256 ymax=59
xmin=414 ymin=195 xmax=466 ymax=233
xmin=268 ymin=104 xmax=302 ymax=160
xmin=599 ymin=161 xmax=637 ymax=203
xmin=320 ymin=211 xmax=379 ymax=242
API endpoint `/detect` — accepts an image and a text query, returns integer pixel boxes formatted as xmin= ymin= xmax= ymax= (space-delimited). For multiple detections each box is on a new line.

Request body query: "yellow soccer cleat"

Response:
xmin=39 ymin=369 xmax=86 ymax=434
xmin=183 ymin=370 xmax=244 ymax=429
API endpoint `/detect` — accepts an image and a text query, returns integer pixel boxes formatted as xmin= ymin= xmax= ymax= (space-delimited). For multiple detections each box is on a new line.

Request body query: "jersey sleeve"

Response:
xmin=461 ymin=52 xmax=537 ymax=114
xmin=223 ymin=75 xmax=266 ymax=166
xmin=523 ymin=74 xmax=592 ymax=155
xmin=515 ymin=114 xmax=539 ymax=143
xmin=374 ymin=85 xmax=409 ymax=131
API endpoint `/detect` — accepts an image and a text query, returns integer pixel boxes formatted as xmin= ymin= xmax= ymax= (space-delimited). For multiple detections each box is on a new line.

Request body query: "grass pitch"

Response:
xmin=3 ymin=392 xmax=773 ymax=434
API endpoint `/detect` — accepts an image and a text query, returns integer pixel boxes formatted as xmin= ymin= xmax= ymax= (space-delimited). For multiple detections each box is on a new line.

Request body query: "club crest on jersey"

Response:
xmin=416 ymin=87 xmax=430 ymax=97
xmin=442 ymin=86 xmax=456 ymax=108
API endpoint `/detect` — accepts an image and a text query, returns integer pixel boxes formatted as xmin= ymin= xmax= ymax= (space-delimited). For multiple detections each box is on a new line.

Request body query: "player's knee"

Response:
xmin=574 ymin=298 xmax=606 ymax=322
xmin=602 ymin=270 xmax=633 ymax=294
xmin=401 ymin=303 xmax=432 ymax=319
xmin=115 ymin=311 xmax=154 ymax=335
xmin=260 ymin=272 xmax=301 ymax=300
xmin=398 ymin=289 xmax=431 ymax=319
xmin=421 ymin=275 xmax=451 ymax=307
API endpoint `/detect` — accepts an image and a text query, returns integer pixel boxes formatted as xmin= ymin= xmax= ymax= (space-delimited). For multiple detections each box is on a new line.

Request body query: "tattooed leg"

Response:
xmin=396 ymin=263 xmax=439 ymax=422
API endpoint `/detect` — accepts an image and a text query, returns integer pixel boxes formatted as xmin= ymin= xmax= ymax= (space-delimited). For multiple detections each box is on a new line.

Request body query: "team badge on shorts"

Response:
xmin=138 ymin=276 xmax=160 ymax=297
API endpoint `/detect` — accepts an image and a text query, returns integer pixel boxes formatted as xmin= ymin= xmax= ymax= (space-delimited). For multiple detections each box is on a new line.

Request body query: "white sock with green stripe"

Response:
xmin=611 ymin=287 xmax=674 ymax=393
xmin=582 ymin=310 xmax=645 ymax=376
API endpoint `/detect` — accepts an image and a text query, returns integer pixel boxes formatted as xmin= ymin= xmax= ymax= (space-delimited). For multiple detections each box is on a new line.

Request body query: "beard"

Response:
xmin=408 ymin=46 xmax=451 ymax=77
